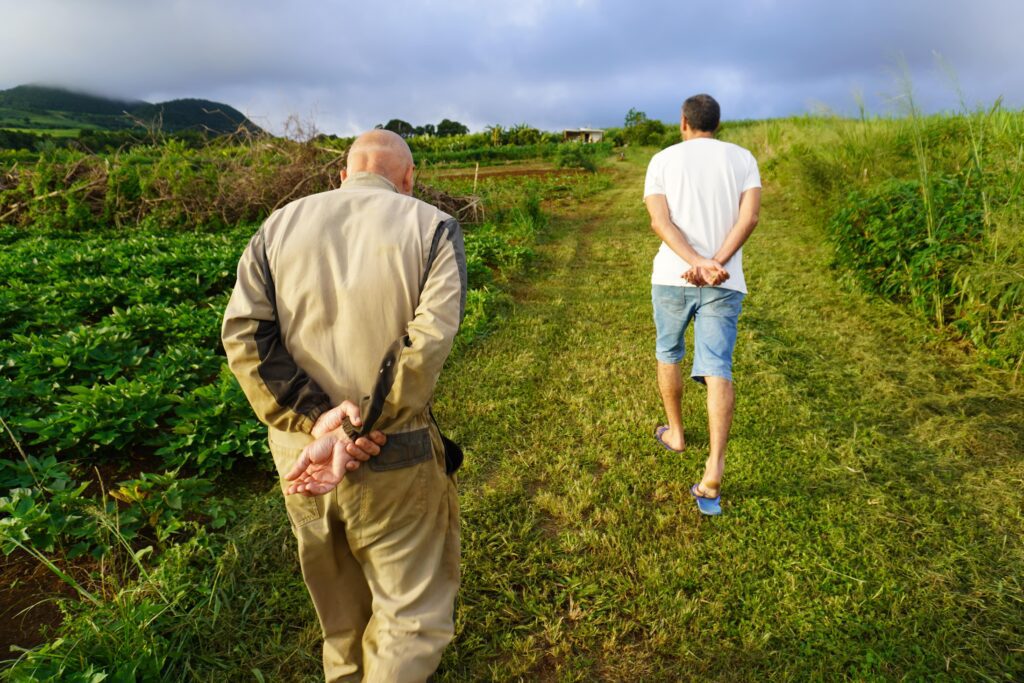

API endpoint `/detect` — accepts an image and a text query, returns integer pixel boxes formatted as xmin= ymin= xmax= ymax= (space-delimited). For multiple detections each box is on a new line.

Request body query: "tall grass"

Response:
xmin=721 ymin=101 xmax=1024 ymax=374
xmin=896 ymin=67 xmax=945 ymax=325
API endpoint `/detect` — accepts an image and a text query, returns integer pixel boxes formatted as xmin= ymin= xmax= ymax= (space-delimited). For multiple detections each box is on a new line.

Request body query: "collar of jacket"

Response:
xmin=342 ymin=171 xmax=399 ymax=193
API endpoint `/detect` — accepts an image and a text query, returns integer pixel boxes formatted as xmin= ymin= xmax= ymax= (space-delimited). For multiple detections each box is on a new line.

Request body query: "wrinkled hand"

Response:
xmin=284 ymin=401 xmax=387 ymax=496
xmin=682 ymin=258 xmax=729 ymax=287
xmin=311 ymin=401 xmax=359 ymax=438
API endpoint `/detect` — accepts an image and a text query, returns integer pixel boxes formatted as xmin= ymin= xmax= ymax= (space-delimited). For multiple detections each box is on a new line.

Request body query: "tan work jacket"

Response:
xmin=222 ymin=172 xmax=467 ymax=446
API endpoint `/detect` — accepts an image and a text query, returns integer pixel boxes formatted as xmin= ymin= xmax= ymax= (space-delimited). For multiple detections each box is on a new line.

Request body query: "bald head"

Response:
xmin=343 ymin=129 xmax=415 ymax=194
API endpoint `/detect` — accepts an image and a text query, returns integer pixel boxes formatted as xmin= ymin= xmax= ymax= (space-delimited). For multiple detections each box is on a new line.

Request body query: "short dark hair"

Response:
xmin=682 ymin=94 xmax=720 ymax=133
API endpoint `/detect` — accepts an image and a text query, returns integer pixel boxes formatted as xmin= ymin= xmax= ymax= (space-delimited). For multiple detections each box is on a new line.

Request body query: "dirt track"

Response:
xmin=432 ymin=166 xmax=587 ymax=180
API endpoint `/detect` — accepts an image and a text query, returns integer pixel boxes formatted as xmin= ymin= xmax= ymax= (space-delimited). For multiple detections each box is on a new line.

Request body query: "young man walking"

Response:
xmin=644 ymin=94 xmax=761 ymax=515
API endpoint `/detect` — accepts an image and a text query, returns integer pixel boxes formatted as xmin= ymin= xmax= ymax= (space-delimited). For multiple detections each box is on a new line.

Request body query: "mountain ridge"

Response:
xmin=0 ymin=85 xmax=262 ymax=135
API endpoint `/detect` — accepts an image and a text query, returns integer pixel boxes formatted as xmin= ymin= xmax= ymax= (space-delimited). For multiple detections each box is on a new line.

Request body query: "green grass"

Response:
xmin=0 ymin=128 xmax=81 ymax=138
xmin=433 ymin=150 xmax=1023 ymax=680
xmin=139 ymin=145 xmax=1016 ymax=681
xmin=96 ymin=147 xmax=1019 ymax=681
xmin=0 ymin=107 xmax=96 ymax=132
xmin=4 ymin=143 xmax=1022 ymax=680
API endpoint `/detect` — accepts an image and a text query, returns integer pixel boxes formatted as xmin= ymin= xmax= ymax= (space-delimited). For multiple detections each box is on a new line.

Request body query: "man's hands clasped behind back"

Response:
xmin=283 ymin=401 xmax=388 ymax=496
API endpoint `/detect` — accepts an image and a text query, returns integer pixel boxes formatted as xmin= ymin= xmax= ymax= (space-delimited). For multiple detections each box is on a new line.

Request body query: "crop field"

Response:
xmin=0 ymin=135 xmax=613 ymax=678
xmin=0 ymin=108 xmax=99 ymax=133
xmin=1 ymin=111 xmax=1022 ymax=681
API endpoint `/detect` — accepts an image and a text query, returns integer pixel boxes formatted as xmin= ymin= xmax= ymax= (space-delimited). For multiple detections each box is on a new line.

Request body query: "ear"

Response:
xmin=340 ymin=169 xmax=348 ymax=183
xmin=401 ymin=164 xmax=415 ymax=195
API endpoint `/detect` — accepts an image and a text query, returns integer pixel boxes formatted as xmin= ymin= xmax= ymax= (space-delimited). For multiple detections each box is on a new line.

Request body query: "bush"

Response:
xmin=760 ymin=108 xmax=1024 ymax=369
xmin=555 ymin=144 xmax=599 ymax=172
xmin=1 ymin=136 xmax=345 ymax=232
xmin=828 ymin=175 xmax=984 ymax=322
xmin=626 ymin=119 xmax=670 ymax=146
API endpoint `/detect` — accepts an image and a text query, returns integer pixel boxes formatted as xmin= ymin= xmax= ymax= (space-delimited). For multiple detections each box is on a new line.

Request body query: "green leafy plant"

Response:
xmin=0 ymin=132 xmax=589 ymax=678
xmin=20 ymin=377 xmax=176 ymax=453
xmin=555 ymin=143 xmax=599 ymax=172
xmin=109 ymin=470 xmax=228 ymax=541
xmin=828 ymin=175 xmax=984 ymax=323
xmin=0 ymin=455 xmax=101 ymax=559
xmin=156 ymin=366 xmax=270 ymax=476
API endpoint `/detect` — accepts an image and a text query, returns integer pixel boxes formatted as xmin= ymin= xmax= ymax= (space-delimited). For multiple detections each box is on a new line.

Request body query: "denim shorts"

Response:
xmin=652 ymin=284 xmax=745 ymax=382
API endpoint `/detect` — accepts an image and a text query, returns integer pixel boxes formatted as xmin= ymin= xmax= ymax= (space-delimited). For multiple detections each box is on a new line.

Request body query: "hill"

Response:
xmin=128 ymin=98 xmax=261 ymax=135
xmin=0 ymin=85 xmax=262 ymax=135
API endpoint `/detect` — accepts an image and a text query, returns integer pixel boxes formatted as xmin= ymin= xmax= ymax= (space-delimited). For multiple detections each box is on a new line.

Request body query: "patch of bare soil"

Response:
xmin=0 ymin=550 xmax=74 ymax=656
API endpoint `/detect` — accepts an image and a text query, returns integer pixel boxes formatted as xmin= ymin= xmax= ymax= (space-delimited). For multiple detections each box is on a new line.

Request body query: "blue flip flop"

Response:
xmin=690 ymin=483 xmax=722 ymax=516
xmin=654 ymin=425 xmax=684 ymax=454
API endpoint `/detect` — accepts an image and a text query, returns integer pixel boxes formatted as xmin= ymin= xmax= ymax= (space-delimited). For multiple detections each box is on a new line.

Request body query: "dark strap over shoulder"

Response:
xmin=354 ymin=217 xmax=466 ymax=475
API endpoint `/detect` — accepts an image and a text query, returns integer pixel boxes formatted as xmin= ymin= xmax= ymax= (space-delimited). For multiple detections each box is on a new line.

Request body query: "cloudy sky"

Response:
xmin=2 ymin=0 xmax=1021 ymax=135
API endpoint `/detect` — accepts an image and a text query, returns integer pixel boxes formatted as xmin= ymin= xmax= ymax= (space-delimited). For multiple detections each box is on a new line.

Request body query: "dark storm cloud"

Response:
xmin=1 ymin=0 xmax=1021 ymax=134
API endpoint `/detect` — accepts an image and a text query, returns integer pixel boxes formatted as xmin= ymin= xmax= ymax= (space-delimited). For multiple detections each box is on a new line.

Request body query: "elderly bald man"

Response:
xmin=223 ymin=129 xmax=467 ymax=682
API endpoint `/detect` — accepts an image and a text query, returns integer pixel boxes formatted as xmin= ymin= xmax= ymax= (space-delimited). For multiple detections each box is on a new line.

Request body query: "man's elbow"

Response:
xmin=744 ymin=210 xmax=760 ymax=231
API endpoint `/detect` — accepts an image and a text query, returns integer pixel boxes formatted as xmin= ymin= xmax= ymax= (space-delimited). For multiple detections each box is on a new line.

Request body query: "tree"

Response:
xmin=436 ymin=119 xmax=469 ymax=137
xmin=623 ymin=108 xmax=667 ymax=146
xmin=508 ymin=123 xmax=541 ymax=146
xmin=383 ymin=119 xmax=415 ymax=137
xmin=624 ymin=107 xmax=648 ymax=129
xmin=486 ymin=124 xmax=504 ymax=146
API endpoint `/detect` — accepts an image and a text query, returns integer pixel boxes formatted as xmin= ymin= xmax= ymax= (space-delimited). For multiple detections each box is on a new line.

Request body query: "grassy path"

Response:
xmin=432 ymin=154 xmax=1024 ymax=680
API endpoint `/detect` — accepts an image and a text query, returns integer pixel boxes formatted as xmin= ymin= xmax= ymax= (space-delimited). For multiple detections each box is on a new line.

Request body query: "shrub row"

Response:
xmin=828 ymin=175 xmax=985 ymax=321
xmin=0 ymin=137 xmax=344 ymax=232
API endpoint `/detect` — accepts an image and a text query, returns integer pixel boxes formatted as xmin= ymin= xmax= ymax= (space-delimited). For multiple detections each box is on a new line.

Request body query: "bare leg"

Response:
xmin=656 ymin=362 xmax=686 ymax=451
xmin=699 ymin=376 xmax=734 ymax=496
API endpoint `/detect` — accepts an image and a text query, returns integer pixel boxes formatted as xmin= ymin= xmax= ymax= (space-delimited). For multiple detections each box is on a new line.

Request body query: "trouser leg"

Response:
xmin=352 ymin=451 xmax=460 ymax=683
xmin=270 ymin=435 xmax=372 ymax=683
xmin=295 ymin=495 xmax=373 ymax=683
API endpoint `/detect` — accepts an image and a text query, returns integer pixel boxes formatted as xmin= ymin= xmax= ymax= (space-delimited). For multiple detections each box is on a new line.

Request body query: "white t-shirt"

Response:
xmin=644 ymin=138 xmax=761 ymax=292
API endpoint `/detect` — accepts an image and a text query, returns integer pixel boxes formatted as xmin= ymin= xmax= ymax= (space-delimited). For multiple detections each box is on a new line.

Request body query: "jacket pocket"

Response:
xmin=368 ymin=428 xmax=433 ymax=471
xmin=268 ymin=433 xmax=322 ymax=527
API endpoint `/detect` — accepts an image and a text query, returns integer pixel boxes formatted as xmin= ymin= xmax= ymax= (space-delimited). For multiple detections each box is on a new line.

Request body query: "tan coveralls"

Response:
xmin=222 ymin=171 xmax=466 ymax=682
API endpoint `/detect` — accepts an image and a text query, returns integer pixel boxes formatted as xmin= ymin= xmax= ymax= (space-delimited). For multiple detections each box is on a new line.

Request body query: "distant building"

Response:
xmin=563 ymin=127 xmax=605 ymax=143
